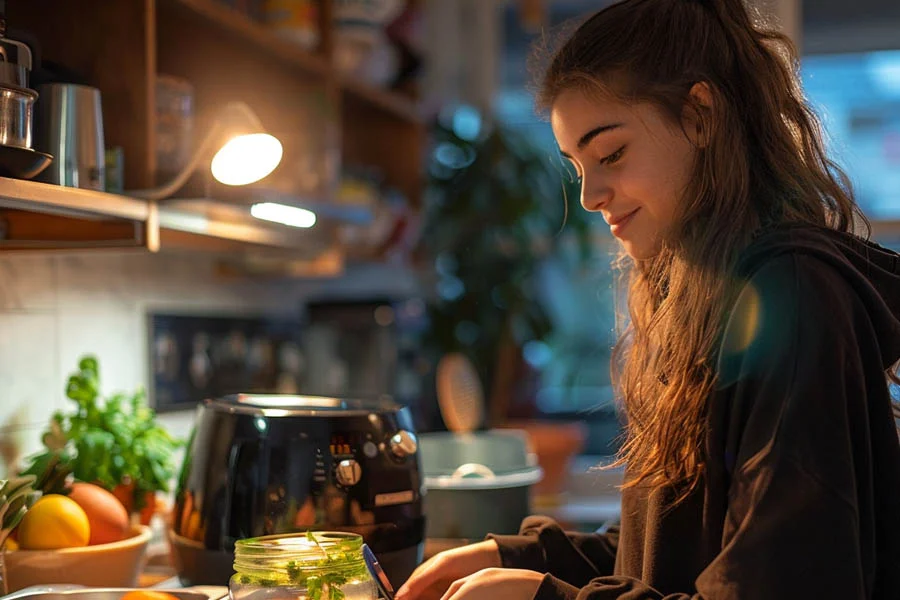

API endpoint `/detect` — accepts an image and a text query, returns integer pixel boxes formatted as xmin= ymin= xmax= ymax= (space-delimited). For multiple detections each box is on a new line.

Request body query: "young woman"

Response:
xmin=396 ymin=0 xmax=900 ymax=598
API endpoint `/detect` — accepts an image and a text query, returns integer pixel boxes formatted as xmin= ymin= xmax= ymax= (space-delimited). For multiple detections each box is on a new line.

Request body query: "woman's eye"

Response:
xmin=562 ymin=158 xmax=583 ymax=183
xmin=599 ymin=145 xmax=626 ymax=165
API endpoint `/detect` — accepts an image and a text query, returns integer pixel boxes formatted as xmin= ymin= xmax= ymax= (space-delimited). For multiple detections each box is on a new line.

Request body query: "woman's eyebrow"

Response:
xmin=559 ymin=122 xmax=624 ymax=158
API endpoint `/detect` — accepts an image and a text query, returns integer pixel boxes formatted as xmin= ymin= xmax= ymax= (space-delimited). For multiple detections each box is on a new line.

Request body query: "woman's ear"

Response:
xmin=684 ymin=82 xmax=714 ymax=148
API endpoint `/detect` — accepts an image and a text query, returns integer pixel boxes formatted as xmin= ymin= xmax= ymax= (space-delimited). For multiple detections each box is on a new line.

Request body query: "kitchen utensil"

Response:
xmin=1 ymin=585 xmax=228 ymax=600
xmin=0 ymin=144 xmax=51 ymax=179
xmin=435 ymin=353 xmax=484 ymax=433
xmin=427 ymin=354 xmax=542 ymax=538
xmin=418 ymin=431 xmax=542 ymax=539
xmin=33 ymin=83 xmax=105 ymax=190
xmin=362 ymin=543 xmax=395 ymax=600
xmin=171 ymin=394 xmax=425 ymax=588
xmin=0 ymin=5 xmax=34 ymax=90
xmin=0 ymin=85 xmax=36 ymax=150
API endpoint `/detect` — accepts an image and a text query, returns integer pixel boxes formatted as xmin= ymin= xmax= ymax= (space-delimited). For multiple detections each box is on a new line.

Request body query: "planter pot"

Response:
xmin=419 ymin=430 xmax=542 ymax=540
xmin=111 ymin=483 xmax=158 ymax=525
xmin=500 ymin=420 xmax=588 ymax=500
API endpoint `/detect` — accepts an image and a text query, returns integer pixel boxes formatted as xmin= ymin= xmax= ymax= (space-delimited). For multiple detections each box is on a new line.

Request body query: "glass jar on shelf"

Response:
xmin=230 ymin=531 xmax=377 ymax=600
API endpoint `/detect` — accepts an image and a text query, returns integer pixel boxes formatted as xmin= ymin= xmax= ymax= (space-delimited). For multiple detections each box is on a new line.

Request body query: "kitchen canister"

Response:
xmin=155 ymin=74 xmax=194 ymax=185
xmin=33 ymin=83 xmax=105 ymax=190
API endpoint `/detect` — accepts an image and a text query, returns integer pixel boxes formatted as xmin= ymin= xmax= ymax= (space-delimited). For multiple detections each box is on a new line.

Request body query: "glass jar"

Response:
xmin=230 ymin=532 xmax=376 ymax=600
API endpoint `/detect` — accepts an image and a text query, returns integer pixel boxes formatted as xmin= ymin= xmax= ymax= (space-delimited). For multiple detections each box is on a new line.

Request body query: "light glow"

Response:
xmin=250 ymin=202 xmax=317 ymax=228
xmin=211 ymin=133 xmax=283 ymax=186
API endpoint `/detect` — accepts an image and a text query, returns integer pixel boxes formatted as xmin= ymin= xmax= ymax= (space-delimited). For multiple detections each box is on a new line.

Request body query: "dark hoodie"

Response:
xmin=491 ymin=224 xmax=900 ymax=599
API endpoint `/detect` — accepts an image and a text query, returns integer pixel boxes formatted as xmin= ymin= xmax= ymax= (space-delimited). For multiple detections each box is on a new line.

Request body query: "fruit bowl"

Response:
xmin=4 ymin=525 xmax=152 ymax=592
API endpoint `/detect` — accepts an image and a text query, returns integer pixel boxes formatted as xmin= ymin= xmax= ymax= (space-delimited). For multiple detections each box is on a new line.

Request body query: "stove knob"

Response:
xmin=389 ymin=430 xmax=418 ymax=459
xmin=335 ymin=459 xmax=362 ymax=487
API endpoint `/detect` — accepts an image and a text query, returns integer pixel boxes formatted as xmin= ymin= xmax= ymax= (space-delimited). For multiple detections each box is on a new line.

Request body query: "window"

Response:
xmin=802 ymin=50 xmax=900 ymax=221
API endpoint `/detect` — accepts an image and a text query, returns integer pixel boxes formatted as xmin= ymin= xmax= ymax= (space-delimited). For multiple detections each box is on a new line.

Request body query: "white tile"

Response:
xmin=0 ymin=255 xmax=57 ymax=311
xmin=0 ymin=313 xmax=61 ymax=472
xmin=56 ymin=309 xmax=146 ymax=396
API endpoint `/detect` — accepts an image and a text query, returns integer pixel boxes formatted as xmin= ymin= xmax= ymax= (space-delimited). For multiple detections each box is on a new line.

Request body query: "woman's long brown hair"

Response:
xmin=536 ymin=0 xmax=877 ymax=502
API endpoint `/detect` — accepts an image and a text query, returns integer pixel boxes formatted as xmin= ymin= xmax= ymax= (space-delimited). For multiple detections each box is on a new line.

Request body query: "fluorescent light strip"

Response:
xmin=250 ymin=202 xmax=317 ymax=228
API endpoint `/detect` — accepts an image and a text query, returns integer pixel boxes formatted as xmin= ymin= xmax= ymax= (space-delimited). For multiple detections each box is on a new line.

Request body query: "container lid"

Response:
xmin=420 ymin=431 xmax=543 ymax=490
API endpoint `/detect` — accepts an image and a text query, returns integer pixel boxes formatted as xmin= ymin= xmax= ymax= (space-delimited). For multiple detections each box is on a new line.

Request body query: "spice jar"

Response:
xmin=230 ymin=532 xmax=377 ymax=600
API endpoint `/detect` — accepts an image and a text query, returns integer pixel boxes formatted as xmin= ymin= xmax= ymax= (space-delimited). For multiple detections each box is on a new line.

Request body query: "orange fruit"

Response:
xmin=17 ymin=494 xmax=91 ymax=550
xmin=120 ymin=591 xmax=180 ymax=600
xmin=68 ymin=482 xmax=129 ymax=545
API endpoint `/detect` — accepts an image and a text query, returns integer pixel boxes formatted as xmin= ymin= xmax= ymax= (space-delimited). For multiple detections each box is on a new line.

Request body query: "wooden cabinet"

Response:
xmin=8 ymin=0 xmax=425 ymax=207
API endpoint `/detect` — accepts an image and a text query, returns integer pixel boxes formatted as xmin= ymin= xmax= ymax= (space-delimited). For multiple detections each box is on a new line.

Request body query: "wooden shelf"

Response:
xmin=0 ymin=177 xmax=157 ymax=251
xmin=5 ymin=0 xmax=425 ymax=266
xmin=161 ymin=0 xmax=330 ymax=77
xmin=164 ymin=0 xmax=423 ymax=123
xmin=340 ymin=78 xmax=425 ymax=124
xmin=0 ymin=178 xmax=343 ymax=259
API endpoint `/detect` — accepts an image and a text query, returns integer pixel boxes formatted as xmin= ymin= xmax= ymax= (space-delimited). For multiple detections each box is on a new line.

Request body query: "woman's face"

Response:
xmin=551 ymin=87 xmax=699 ymax=259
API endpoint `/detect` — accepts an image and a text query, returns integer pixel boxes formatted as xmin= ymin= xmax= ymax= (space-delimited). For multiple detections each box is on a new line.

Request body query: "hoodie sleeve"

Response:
xmin=487 ymin=517 xmax=619 ymax=586
xmin=525 ymin=253 xmax=884 ymax=600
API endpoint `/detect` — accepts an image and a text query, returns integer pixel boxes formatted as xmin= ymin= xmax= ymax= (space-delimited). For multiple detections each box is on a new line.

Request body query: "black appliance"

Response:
xmin=170 ymin=393 xmax=425 ymax=587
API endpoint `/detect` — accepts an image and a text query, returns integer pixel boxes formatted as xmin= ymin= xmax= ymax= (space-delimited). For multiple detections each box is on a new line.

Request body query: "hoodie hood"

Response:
xmin=736 ymin=223 xmax=900 ymax=369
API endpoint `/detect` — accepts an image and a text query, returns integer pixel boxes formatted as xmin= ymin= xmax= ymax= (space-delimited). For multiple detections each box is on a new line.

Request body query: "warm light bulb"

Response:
xmin=250 ymin=202 xmax=317 ymax=228
xmin=211 ymin=133 xmax=283 ymax=186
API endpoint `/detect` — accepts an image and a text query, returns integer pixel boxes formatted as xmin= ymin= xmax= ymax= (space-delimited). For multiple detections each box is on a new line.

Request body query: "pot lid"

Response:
xmin=419 ymin=430 xmax=544 ymax=489
xmin=424 ymin=462 xmax=543 ymax=490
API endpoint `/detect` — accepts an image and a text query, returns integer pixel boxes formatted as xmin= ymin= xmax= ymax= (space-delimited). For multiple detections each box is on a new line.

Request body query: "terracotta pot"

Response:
xmin=500 ymin=420 xmax=588 ymax=498
xmin=110 ymin=482 xmax=158 ymax=525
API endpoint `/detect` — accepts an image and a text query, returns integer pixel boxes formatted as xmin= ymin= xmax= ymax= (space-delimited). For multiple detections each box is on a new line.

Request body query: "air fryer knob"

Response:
xmin=389 ymin=430 xmax=418 ymax=458
xmin=336 ymin=458 xmax=362 ymax=486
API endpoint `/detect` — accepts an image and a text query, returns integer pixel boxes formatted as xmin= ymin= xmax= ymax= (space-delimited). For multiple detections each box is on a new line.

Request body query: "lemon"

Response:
xmin=17 ymin=494 xmax=91 ymax=549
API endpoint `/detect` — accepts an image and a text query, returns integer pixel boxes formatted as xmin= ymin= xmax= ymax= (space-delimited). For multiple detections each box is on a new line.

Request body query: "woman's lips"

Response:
xmin=609 ymin=208 xmax=640 ymax=237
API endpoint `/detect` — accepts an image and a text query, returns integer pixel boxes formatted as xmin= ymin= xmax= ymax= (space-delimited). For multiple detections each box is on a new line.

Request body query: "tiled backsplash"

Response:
xmin=0 ymin=251 xmax=420 ymax=477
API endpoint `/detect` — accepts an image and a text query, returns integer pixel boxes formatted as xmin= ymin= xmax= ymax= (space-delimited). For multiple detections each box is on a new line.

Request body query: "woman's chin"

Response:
xmin=620 ymin=239 xmax=659 ymax=261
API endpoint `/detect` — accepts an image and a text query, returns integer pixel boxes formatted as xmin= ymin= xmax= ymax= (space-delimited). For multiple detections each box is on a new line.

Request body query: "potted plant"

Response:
xmin=417 ymin=108 xmax=596 ymax=488
xmin=20 ymin=356 xmax=182 ymax=524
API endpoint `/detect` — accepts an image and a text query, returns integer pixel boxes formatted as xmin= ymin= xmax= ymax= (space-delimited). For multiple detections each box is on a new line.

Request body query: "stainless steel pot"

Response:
xmin=419 ymin=430 xmax=543 ymax=539
xmin=0 ymin=85 xmax=36 ymax=149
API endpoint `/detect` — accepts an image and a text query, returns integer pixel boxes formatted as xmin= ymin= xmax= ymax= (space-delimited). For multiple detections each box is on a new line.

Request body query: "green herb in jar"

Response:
xmin=230 ymin=531 xmax=375 ymax=600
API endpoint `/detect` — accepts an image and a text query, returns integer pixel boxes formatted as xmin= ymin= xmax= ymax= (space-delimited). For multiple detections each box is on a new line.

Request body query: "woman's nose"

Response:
xmin=580 ymin=175 xmax=611 ymax=213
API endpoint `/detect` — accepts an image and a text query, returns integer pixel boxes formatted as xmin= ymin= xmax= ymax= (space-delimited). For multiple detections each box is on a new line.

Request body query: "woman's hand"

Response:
xmin=395 ymin=540 xmax=503 ymax=600
xmin=437 ymin=568 xmax=545 ymax=600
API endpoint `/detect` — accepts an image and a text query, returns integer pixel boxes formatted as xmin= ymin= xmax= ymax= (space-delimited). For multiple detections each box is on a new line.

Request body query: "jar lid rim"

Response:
xmin=235 ymin=531 xmax=364 ymax=559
